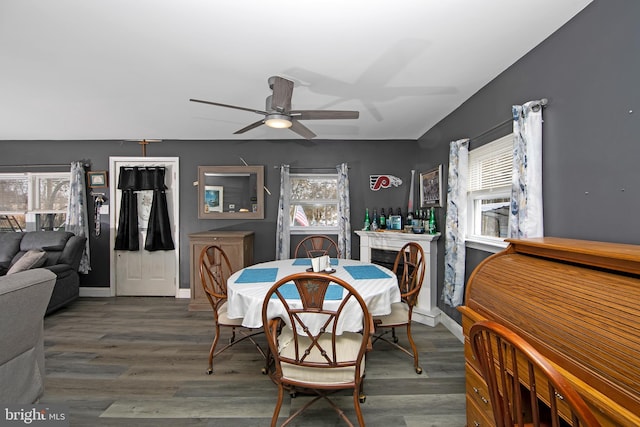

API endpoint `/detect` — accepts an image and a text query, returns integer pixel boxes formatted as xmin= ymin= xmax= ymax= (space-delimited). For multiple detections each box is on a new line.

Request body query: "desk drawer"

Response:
xmin=465 ymin=363 xmax=493 ymax=423
xmin=466 ymin=394 xmax=493 ymax=427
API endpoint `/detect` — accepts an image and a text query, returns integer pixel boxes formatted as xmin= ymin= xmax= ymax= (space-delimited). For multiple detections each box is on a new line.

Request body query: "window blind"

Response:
xmin=468 ymin=134 xmax=513 ymax=192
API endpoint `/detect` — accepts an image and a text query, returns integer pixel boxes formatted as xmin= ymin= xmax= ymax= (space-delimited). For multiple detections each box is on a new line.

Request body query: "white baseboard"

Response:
xmin=439 ymin=312 xmax=464 ymax=343
xmin=79 ymin=287 xmax=191 ymax=299
xmin=79 ymin=287 xmax=113 ymax=297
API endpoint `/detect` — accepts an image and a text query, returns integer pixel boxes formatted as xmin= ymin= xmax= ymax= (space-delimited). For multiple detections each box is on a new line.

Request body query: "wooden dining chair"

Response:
xmin=470 ymin=320 xmax=602 ymax=427
xmin=199 ymin=244 xmax=265 ymax=374
xmin=371 ymin=241 xmax=425 ymax=374
xmin=294 ymin=235 xmax=340 ymax=258
xmin=262 ymin=272 xmax=373 ymax=427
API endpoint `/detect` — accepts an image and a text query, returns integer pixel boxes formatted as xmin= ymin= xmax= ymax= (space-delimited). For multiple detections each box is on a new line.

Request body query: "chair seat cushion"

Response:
xmin=373 ymin=301 xmax=409 ymax=327
xmin=277 ymin=326 xmax=365 ymax=386
xmin=216 ymin=301 xmax=244 ymax=326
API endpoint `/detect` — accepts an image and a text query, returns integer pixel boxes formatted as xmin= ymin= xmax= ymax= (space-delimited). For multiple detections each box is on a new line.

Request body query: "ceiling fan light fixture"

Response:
xmin=265 ymin=114 xmax=292 ymax=129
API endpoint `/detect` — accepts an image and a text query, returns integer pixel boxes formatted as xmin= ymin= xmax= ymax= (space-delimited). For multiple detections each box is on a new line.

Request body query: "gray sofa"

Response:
xmin=0 ymin=268 xmax=55 ymax=403
xmin=0 ymin=231 xmax=86 ymax=314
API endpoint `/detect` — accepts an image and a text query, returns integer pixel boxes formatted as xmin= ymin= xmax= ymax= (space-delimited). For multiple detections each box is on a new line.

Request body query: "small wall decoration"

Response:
xmin=420 ymin=165 xmax=443 ymax=207
xmin=87 ymin=171 xmax=108 ymax=188
xmin=369 ymin=175 xmax=403 ymax=191
xmin=203 ymin=185 xmax=223 ymax=213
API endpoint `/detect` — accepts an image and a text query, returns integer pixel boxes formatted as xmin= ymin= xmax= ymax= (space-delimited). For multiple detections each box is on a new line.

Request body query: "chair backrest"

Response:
xmin=470 ymin=320 xmax=602 ymax=427
xmin=262 ymin=272 xmax=372 ymax=385
xmin=199 ymin=245 xmax=233 ymax=314
xmin=392 ymin=242 xmax=425 ymax=307
xmin=294 ymin=235 xmax=340 ymax=258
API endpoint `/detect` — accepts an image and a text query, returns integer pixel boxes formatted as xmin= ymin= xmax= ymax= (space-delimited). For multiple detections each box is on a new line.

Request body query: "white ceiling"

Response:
xmin=0 ymin=0 xmax=592 ymax=141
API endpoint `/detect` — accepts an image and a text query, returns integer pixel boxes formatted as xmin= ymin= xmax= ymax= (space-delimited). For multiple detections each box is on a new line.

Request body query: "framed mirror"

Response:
xmin=198 ymin=165 xmax=265 ymax=219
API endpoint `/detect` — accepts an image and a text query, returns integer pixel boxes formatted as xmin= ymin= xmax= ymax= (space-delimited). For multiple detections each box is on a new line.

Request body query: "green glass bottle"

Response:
xmin=428 ymin=208 xmax=437 ymax=234
xmin=364 ymin=208 xmax=370 ymax=231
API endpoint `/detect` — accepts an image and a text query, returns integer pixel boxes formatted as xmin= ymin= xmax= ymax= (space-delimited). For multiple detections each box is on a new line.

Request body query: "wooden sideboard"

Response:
xmin=188 ymin=230 xmax=254 ymax=311
xmin=458 ymin=237 xmax=640 ymax=427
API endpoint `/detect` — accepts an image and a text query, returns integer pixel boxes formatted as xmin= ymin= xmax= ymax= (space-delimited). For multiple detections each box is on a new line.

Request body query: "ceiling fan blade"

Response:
xmin=269 ymin=76 xmax=294 ymax=112
xmin=290 ymin=110 xmax=360 ymax=120
xmin=233 ymin=119 xmax=265 ymax=134
xmin=190 ymin=98 xmax=268 ymax=115
xmin=289 ymin=120 xmax=317 ymax=139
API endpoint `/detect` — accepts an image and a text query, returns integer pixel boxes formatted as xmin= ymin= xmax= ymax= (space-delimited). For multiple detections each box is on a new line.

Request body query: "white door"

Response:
xmin=109 ymin=157 xmax=179 ymax=296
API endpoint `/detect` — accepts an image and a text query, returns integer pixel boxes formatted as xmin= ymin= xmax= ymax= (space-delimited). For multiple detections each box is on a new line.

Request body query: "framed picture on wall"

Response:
xmin=87 ymin=171 xmax=108 ymax=188
xmin=420 ymin=165 xmax=443 ymax=207
xmin=203 ymin=185 xmax=223 ymax=213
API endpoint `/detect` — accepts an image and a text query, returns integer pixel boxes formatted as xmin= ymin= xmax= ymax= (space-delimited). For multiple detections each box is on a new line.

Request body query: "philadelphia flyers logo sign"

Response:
xmin=369 ymin=175 xmax=402 ymax=191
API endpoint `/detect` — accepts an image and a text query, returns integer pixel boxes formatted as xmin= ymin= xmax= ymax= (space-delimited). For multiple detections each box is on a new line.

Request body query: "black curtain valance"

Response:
xmin=117 ymin=166 xmax=167 ymax=191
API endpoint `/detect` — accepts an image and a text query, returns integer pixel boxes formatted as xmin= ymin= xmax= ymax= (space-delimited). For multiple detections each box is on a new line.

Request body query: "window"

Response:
xmin=289 ymin=173 xmax=339 ymax=234
xmin=467 ymin=134 xmax=513 ymax=244
xmin=0 ymin=172 xmax=70 ymax=231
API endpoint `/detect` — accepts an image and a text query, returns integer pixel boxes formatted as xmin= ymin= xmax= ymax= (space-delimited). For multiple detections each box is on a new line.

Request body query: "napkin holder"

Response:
xmin=311 ymin=255 xmax=331 ymax=272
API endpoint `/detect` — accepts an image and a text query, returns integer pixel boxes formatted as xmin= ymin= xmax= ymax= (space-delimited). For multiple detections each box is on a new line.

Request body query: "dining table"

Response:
xmin=226 ymin=258 xmax=401 ymax=334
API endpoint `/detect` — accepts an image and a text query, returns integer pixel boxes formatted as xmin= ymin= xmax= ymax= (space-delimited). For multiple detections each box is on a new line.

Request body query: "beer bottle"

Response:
xmin=371 ymin=209 xmax=379 ymax=231
xmin=379 ymin=208 xmax=387 ymax=229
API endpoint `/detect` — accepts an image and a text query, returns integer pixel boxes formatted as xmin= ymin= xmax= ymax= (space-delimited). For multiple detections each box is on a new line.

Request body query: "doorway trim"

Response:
xmin=109 ymin=156 xmax=180 ymax=297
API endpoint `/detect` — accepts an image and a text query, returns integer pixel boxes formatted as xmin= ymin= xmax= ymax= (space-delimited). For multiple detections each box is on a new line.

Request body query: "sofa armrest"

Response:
xmin=59 ymin=235 xmax=87 ymax=271
xmin=0 ymin=269 xmax=55 ymax=362
xmin=44 ymin=264 xmax=73 ymax=276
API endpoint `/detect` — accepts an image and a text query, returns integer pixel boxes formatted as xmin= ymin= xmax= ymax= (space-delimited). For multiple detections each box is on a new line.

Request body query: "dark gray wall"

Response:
xmin=0 ymin=139 xmax=416 ymax=289
xmin=417 ymin=0 xmax=640 ymax=323
xmin=1 ymin=0 xmax=637 ymax=327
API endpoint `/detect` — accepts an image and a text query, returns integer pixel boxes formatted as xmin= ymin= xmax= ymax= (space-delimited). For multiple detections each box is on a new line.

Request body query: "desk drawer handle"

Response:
xmin=473 ymin=421 xmax=480 ymax=427
xmin=481 ymin=396 xmax=488 ymax=404
xmin=473 ymin=387 xmax=479 ymax=394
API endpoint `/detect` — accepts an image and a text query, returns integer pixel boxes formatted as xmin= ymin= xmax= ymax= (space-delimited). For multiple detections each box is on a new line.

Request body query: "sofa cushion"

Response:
xmin=20 ymin=231 xmax=72 ymax=252
xmin=7 ymin=250 xmax=48 ymax=275
xmin=0 ymin=233 xmax=24 ymax=268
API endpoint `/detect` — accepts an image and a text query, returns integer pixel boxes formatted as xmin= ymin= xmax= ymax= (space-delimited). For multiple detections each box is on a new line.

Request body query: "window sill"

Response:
xmin=465 ymin=236 xmax=508 ymax=253
xmin=290 ymin=227 xmax=339 ymax=235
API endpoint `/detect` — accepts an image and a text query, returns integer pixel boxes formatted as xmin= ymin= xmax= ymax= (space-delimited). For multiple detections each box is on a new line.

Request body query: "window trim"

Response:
xmin=465 ymin=134 xmax=513 ymax=251
xmin=0 ymin=171 xmax=70 ymax=231
xmin=289 ymin=172 xmax=339 ymax=235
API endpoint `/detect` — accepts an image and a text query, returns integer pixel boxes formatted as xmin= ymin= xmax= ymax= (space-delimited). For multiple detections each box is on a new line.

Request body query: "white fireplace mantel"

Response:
xmin=355 ymin=230 xmax=441 ymax=326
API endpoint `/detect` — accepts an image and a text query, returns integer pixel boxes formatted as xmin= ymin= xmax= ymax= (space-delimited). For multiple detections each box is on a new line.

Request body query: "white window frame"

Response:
xmin=289 ymin=172 xmax=339 ymax=235
xmin=0 ymin=172 xmax=70 ymax=231
xmin=465 ymin=134 xmax=513 ymax=252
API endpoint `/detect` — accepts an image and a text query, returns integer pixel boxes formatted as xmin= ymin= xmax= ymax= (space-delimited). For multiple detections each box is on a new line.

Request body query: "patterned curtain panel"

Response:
xmin=275 ymin=165 xmax=291 ymax=260
xmin=443 ymin=139 xmax=469 ymax=307
xmin=336 ymin=162 xmax=351 ymax=259
xmin=65 ymin=161 xmax=90 ymax=273
xmin=510 ymin=101 xmax=544 ymax=238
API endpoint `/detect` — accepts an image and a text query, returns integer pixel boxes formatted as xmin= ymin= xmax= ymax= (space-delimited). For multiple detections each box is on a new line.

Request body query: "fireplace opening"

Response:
xmin=371 ymin=248 xmax=400 ymax=271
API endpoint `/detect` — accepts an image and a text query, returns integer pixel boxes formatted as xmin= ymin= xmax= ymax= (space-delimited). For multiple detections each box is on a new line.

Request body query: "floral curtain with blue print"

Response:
xmin=442 ymin=139 xmax=469 ymax=307
xmin=65 ymin=161 xmax=90 ymax=273
xmin=275 ymin=165 xmax=291 ymax=260
xmin=510 ymin=101 xmax=544 ymax=238
xmin=336 ymin=163 xmax=351 ymax=259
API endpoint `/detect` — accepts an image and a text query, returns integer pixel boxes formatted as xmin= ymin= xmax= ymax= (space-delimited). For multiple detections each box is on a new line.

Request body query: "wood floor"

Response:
xmin=41 ymin=297 xmax=466 ymax=426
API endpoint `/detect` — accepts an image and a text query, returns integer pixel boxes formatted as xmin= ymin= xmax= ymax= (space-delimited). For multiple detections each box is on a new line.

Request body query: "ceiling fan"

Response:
xmin=190 ymin=76 xmax=359 ymax=139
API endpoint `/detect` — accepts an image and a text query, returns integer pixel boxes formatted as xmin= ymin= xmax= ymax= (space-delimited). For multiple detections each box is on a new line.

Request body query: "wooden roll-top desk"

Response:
xmin=458 ymin=237 xmax=640 ymax=427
